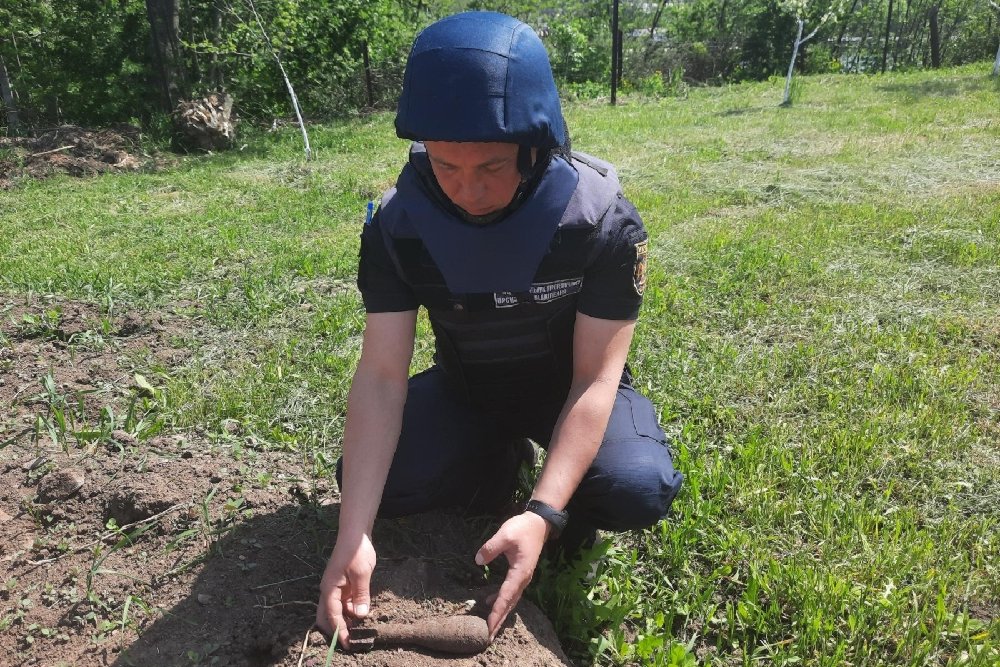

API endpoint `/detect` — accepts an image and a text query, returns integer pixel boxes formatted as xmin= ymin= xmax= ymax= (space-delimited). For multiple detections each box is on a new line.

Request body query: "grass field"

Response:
xmin=2 ymin=63 xmax=998 ymax=665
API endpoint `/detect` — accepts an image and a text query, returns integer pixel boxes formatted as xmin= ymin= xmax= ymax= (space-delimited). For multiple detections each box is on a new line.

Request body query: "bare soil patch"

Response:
xmin=0 ymin=296 xmax=573 ymax=667
xmin=0 ymin=126 xmax=152 ymax=189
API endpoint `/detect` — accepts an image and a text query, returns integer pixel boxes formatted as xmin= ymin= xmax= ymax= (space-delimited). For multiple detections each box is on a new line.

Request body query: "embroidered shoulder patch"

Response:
xmin=633 ymin=240 xmax=648 ymax=295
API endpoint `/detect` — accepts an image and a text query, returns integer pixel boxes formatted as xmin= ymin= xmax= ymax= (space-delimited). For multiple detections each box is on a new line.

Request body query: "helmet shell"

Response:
xmin=395 ymin=11 xmax=566 ymax=149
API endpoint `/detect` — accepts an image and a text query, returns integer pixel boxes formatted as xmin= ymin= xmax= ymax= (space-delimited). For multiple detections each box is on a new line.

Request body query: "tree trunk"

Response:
xmin=611 ymin=0 xmax=619 ymax=105
xmin=146 ymin=0 xmax=187 ymax=112
xmin=362 ymin=40 xmax=374 ymax=107
xmin=892 ymin=0 xmax=912 ymax=67
xmin=939 ymin=7 xmax=970 ymax=63
xmin=717 ymin=0 xmax=729 ymax=32
xmin=833 ymin=0 xmax=862 ymax=59
xmin=210 ymin=0 xmax=224 ymax=89
xmin=853 ymin=23 xmax=871 ymax=71
xmin=881 ymin=0 xmax=895 ymax=72
xmin=991 ymin=1 xmax=1000 ymax=76
xmin=0 ymin=51 xmax=19 ymax=135
xmin=782 ymin=19 xmax=804 ymax=106
xmin=642 ymin=0 xmax=667 ymax=66
xmin=929 ymin=5 xmax=941 ymax=67
xmin=617 ymin=28 xmax=624 ymax=85
xmin=905 ymin=0 xmax=928 ymax=66
xmin=650 ymin=0 xmax=667 ymax=37
xmin=184 ymin=0 xmax=200 ymax=86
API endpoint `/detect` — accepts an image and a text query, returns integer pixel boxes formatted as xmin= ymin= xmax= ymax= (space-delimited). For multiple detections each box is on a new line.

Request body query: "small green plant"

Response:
xmin=84 ymin=521 xmax=156 ymax=600
xmin=23 ymin=622 xmax=69 ymax=645
xmin=19 ymin=308 xmax=63 ymax=340
xmin=636 ymin=71 xmax=667 ymax=97
xmin=254 ymin=471 xmax=273 ymax=488
xmin=28 ymin=372 xmax=106 ymax=452
xmin=0 ymin=593 xmax=30 ymax=633
xmin=34 ymin=373 xmax=72 ymax=450
xmin=562 ymin=80 xmax=608 ymax=100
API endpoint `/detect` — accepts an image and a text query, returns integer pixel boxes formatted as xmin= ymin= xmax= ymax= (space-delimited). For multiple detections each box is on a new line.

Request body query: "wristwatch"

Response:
xmin=524 ymin=499 xmax=569 ymax=539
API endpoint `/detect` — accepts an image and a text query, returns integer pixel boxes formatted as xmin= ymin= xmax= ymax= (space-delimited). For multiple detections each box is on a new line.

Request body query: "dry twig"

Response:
xmin=28 ymin=145 xmax=75 ymax=158
xmin=296 ymin=624 xmax=315 ymax=667
xmin=28 ymin=501 xmax=190 ymax=566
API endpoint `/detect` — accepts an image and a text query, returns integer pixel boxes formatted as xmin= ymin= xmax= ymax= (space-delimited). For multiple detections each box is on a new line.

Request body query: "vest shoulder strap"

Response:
xmin=560 ymin=151 xmax=622 ymax=232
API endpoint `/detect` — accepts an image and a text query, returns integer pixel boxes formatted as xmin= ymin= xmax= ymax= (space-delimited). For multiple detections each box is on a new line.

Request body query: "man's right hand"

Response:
xmin=316 ymin=534 xmax=377 ymax=649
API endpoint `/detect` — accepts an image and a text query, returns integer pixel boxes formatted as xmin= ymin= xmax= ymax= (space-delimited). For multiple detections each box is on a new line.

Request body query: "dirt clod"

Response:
xmin=103 ymin=480 xmax=185 ymax=527
xmin=36 ymin=467 xmax=85 ymax=502
xmin=111 ymin=430 xmax=138 ymax=447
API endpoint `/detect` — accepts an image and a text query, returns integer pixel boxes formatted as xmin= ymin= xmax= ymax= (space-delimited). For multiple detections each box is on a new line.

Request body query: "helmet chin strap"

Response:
xmin=517 ymin=145 xmax=535 ymax=180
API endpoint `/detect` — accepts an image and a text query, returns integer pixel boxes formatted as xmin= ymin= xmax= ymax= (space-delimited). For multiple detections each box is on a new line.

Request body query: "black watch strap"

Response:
xmin=524 ymin=499 xmax=569 ymax=539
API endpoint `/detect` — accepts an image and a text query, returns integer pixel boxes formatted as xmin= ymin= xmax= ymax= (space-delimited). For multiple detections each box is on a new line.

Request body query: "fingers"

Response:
xmin=486 ymin=565 xmax=532 ymax=639
xmin=475 ymin=533 xmax=506 ymax=567
xmin=316 ymin=587 xmax=350 ymax=649
xmin=317 ymin=565 xmax=371 ymax=649
xmin=349 ymin=573 xmax=372 ymax=619
xmin=317 ymin=536 xmax=379 ymax=650
xmin=335 ymin=620 xmax=350 ymax=650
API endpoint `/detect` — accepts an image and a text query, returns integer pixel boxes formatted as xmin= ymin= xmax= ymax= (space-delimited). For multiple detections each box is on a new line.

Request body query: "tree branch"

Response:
xmin=243 ymin=0 xmax=312 ymax=160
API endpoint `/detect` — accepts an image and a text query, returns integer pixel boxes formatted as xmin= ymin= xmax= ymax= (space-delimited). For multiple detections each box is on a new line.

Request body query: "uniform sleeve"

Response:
xmin=576 ymin=196 xmax=648 ymax=321
xmin=357 ymin=211 xmax=420 ymax=313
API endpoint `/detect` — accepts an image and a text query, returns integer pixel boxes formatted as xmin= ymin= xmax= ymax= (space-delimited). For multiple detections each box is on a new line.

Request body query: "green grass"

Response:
xmin=2 ymin=63 xmax=998 ymax=666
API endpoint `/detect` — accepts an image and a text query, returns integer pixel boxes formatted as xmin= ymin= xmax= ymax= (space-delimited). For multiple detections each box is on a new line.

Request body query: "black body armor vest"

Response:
xmin=377 ymin=144 xmax=622 ymax=409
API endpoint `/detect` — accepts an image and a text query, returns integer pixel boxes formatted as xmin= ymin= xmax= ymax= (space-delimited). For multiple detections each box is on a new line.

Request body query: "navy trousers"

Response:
xmin=338 ymin=366 xmax=682 ymax=532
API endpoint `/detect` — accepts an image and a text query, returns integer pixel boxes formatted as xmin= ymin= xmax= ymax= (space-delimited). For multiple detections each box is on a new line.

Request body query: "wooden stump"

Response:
xmin=173 ymin=93 xmax=235 ymax=151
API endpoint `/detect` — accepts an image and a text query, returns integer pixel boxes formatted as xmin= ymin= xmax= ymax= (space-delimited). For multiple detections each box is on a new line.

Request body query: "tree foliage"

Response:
xmin=0 ymin=0 xmax=997 ymax=133
xmin=1 ymin=1 xmax=151 ymax=128
xmin=628 ymin=0 xmax=997 ymax=85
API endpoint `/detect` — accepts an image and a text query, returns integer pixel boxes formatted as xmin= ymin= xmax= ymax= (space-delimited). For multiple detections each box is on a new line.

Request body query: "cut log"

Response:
xmin=173 ymin=93 xmax=236 ymax=151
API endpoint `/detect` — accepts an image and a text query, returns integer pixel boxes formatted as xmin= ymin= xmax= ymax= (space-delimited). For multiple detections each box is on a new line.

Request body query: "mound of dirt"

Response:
xmin=0 ymin=295 xmax=576 ymax=667
xmin=1 ymin=454 xmax=572 ymax=667
xmin=0 ymin=125 xmax=149 ymax=188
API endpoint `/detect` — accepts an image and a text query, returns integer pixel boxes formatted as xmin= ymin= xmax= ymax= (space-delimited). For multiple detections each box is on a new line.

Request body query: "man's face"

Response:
xmin=424 ymin=141 xmax=522 ymax=220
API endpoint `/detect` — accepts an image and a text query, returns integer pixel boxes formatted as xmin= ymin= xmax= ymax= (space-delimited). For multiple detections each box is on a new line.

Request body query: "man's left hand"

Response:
xmin=475 ymin=510 xmax=551 ymax=639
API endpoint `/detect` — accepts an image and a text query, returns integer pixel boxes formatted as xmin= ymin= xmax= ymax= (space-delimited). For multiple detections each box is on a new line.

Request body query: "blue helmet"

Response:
xmin=395 ymin=11 xmax=567 ymax=149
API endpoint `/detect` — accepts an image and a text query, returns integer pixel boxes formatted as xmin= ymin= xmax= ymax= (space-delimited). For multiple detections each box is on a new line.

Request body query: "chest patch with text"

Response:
xmin=494 ymin=278 xmax=583 ymax=309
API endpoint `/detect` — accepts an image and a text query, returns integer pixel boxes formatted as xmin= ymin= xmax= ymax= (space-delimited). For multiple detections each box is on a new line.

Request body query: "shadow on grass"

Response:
xmin=875 ymin=75 xmax=994 ymax=99
xmin=715 ymin=106 xmax=773 ymax=117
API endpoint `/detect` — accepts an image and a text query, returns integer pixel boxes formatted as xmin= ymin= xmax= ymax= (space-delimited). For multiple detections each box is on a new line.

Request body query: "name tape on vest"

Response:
xmin=494 ymin=278 xmax=583 ymax=309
